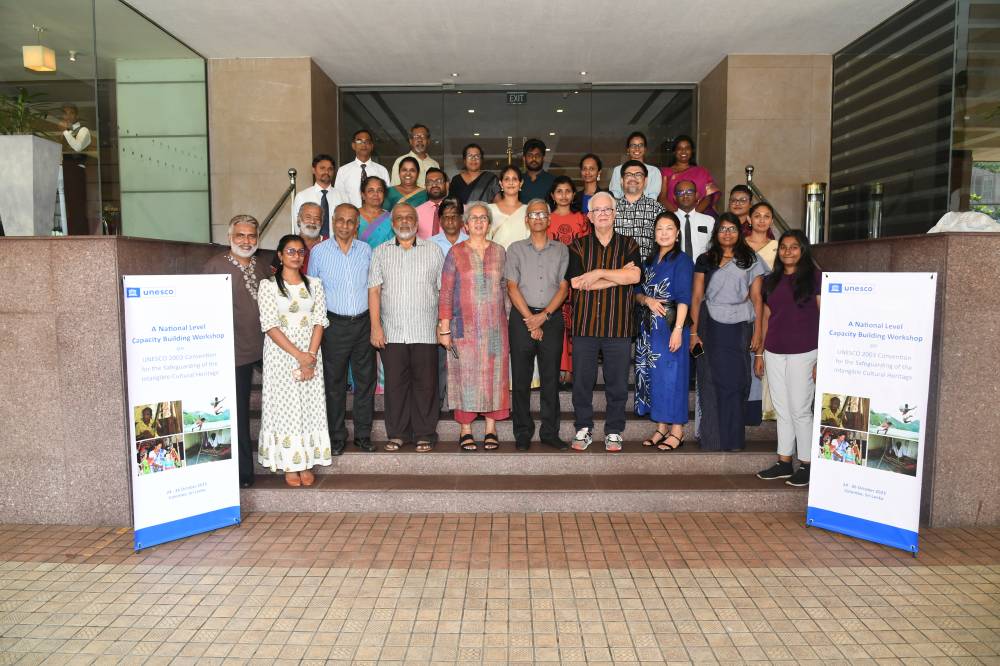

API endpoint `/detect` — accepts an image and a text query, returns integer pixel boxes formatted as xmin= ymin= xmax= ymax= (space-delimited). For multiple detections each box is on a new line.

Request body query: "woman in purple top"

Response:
xmin=754 ymin=230 xmax=821 ymax=488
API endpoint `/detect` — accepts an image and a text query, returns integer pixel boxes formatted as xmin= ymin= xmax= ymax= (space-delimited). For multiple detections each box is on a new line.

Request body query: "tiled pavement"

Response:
xmin=1 ymin=513 xmax=999 ymax=664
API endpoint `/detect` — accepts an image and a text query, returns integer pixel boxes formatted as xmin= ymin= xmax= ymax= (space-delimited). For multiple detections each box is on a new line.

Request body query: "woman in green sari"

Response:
xmin=384 ymin=156 xmax=428 ymax=210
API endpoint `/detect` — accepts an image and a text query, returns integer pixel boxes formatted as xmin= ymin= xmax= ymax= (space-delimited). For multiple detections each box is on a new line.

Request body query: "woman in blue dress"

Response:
xmin=634 ymin=211 xmax=694 ymax=450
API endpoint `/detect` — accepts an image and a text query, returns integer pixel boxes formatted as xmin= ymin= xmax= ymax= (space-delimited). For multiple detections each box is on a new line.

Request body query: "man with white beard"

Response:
xmin=367 ymin=203 xmax=444 ymax=451
xmin=204 ymin=215 xmax=270 ymax=488
xmin=292 ymin=154 xmax=342 ymax=238
xmin=295 ymin=202 xmax=324 ymax=272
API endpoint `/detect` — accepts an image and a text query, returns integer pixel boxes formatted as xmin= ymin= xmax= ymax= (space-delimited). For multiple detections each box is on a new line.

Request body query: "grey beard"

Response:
xmin=394 ymin=228 xmax=417 ymax=240
xmin=230 ymin=242 xmax=257 ymax=259
xmin=299 ymin=224 xmax=321 ymax=239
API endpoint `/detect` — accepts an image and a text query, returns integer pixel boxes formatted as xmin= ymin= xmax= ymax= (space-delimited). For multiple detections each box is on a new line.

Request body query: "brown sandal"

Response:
xmin=415 ymin=441 xmax=434 ymax=453
xmin=284 ymin=472 xmax=301 ymax=487
xmin=299 ymin=470 xmax=315 ymax=486
xmin=384 ymin=439 xmax=404 ymax=452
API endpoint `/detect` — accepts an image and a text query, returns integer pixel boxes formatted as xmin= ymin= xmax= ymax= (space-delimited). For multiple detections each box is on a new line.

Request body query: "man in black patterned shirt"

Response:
xmin=614 ymin=160 xmax=664 ymax=259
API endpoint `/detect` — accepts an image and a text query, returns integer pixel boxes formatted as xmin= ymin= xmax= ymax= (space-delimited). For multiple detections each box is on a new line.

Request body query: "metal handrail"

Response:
xmin=258 ymin=168 xmax=297 ymax=239
xmin=744 ymin=165 xmax=791 ymax=235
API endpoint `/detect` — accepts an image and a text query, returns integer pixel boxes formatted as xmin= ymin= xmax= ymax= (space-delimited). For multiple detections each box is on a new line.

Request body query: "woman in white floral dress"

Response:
xmin=257 ymin=234 xmax=331 ymax=486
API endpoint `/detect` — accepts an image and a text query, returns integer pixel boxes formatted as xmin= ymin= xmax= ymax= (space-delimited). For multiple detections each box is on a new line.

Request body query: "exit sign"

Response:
xmin=506 ymin=91 xmax=528 ymax=105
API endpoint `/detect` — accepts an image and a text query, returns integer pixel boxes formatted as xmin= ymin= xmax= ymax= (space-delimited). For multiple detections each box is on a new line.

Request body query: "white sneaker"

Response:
xmin=571 ymin=428 xmax=592 ymax=451
xmin=605 ymin=433 xmax=623 ymax=452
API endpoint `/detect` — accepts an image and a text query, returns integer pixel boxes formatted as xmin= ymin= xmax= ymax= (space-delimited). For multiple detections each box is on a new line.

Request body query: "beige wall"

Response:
xmin=208 ymin=57 xmax=339 ymax=249
xmin=698 ymin=55 xmax=832 ymax=228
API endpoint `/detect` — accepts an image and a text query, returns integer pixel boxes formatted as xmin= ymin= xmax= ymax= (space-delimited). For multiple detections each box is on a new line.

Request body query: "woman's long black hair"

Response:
xmin=645 ymin=211 xmax=682 ymax=266
xmin=548 ymin=174 xmax=576 ymax=209
xmin=703 ymin=212 xmax=756 ymax=269
xmin=271 ymin=234 xmax=311 ymax=298
xmin=764 ymin=229 xmax=816 ymax=304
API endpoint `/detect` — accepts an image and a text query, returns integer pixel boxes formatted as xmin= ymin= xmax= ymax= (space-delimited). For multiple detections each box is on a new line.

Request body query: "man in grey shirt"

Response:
xmin=368 ymin=202 xmax=444 ymax=452
xmin=505 ymin=199 xmax=570 ymax=450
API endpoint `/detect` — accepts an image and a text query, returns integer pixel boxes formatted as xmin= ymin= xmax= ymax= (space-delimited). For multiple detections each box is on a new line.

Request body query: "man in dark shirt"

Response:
xmin=519 ymin=138 xmax=556 ymax=204
xmin=565 ymin=191 xmax=642 ymax=452
xmin=203 ymin=215 xmax=270 ymax=487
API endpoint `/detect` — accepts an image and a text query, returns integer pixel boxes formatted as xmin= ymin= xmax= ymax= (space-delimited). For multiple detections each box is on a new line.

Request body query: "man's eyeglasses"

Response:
xmin=425 ymin=178 xmax=445 ymax=186
xmin=466 ymin=154 xmax=482 ymax=161
xmin=675 ymin=189 xmax=696 ymax=197
xmin=591 ymin=206 xmax=614 ymax=215
xmin=283 ymin=248 xmax=307 ymax=257
xmin=353 ymin=138 xmax=372 ymax=145
xmin=527 ymin=212 xmax=549 ymax=220
xmin=622 ymin=172 xmax=645 ymax=180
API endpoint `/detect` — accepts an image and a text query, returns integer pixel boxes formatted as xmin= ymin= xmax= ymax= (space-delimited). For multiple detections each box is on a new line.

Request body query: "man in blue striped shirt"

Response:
xmin=307 ymin=203 xmax=376 ymax=454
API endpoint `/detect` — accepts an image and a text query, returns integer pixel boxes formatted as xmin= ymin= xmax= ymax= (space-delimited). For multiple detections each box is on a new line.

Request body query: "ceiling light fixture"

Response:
xmin=556 ymin=109 xmax=564 ymax=113
xmin=451 ymin=72 xmax=459 ymax=77
xmin=580 ymin=71 xmax=587 ymax=75
xmin=549 ymin=132 xmax=556 ymax=136
xmin=23 ymin=25 xmax=56 ymax=73
xmin=467 ymin=109 xmax=475 ymax=113
xmin=69 ymin=50 xmax=77 ymax=62
xmin=473 ymin=132 xmax=480 ymax=136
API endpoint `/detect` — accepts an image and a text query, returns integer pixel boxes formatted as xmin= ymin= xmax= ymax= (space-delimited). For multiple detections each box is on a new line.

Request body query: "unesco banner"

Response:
xmin=807 ymin=272 xmax=936 ymax=553
xmin=123 ymin=274 xmax=241 ymax=551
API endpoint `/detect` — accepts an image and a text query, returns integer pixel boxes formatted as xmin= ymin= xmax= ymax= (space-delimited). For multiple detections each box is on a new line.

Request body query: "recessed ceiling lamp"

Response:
xmin=580 ymin=71 xmax=587 ymax=75
xmin=23 ymin=25 xmax=56 ymax=72
xmin=549 ymin=132 xmax=556 ymax=136
xmin=69 ymin=50 xmax=77 ymax=62
xmin=556 ymin=108 xmax=564 ymax=113
xmin=473 ymin=132 xmax=480 ymax=136
xmin=451 ymin=72 xmax=459 ymax=77
xmin=467 ymin=109 xmax=475 ymax=113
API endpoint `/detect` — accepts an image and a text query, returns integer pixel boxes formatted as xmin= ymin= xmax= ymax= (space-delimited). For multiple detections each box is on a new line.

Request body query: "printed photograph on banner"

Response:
xmin=183 ymin=427 xmax=232 ymax=466
xmin=133 ymin=401 xmax=183 ymax=442
xmin=866 ymin=435 xmax=919 ymax=476
xmin=819 ymin=393 xmax=870 ymax=432
xmin=135 ymin=434 xmax=185 ymax=476
xmin=868 ymin=399 xmax=920 ymax=440
xmin=817 ymin=427 xmax=868 ymax=466
xmin=182 ymin=395 xmax=231 ymax=433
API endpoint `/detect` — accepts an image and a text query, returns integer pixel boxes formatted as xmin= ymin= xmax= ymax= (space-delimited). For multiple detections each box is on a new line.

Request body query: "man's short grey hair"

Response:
xmin=296 ymin=202 xmax=321 ymax=222
xmin=589 ymin=191 xmax=616 ymax=210
xmin=463 ymin=201 xmax=492 ymax=225
xmin=390 ymin=201 xmax=417 ymax=221
xmin=228 ymin=214 xmax=259 ymax=232
xmin=525 ymin=198 xmax=550 ymax=211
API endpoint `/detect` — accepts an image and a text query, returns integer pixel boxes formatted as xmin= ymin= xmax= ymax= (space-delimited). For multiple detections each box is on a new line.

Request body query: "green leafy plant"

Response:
xmin=0 ymin=87 xmax=51 ymax=136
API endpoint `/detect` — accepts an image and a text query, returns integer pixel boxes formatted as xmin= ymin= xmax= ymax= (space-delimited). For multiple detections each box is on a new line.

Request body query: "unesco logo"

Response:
xmin=126 ymin=287 xmax=141 ymax=298
xmin=828 ymin=283 xmax=843 ymax=293
xmin=126 ymin=287 xmax=175 ymax=298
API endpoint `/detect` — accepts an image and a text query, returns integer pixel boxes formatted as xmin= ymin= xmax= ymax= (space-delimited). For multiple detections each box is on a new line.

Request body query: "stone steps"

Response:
xmin=255 ymin=440 xmax=779 ymax=476
xmin=240 ymin=473 xmax=807 ymax=513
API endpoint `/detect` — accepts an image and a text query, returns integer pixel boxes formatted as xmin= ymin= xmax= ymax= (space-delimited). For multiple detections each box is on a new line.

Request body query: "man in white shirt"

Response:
xmin=673 ymin=179 xmax=713 ymax=261
xmin=335 ymin=129 xmax=390 ymax=208
xmin=390 ymin=124 xmax=440 ymax=188
xmin=291 ymin=154 xmax=342 ymax=238
xmin=60 ymin=104 xmax=91 ymax=153
xmin=608 ymin=131 xmax=661 ymax=200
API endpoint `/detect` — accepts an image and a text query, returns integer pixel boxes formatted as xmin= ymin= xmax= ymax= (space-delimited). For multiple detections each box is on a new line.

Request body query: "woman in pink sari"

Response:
xmin=658 ymin=134 xmax=720 ymax=217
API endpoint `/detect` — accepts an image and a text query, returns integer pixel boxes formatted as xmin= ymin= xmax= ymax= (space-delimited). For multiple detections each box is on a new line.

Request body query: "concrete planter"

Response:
xmin=0 ymin=135 xmax=61 ymax=236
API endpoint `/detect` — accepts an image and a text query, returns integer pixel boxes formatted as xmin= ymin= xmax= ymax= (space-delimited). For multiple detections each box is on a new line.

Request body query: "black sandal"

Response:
xmin=642 ymin=431 xmax=667 ymax=448
xmin=460 ymin=433 xmax=477 ymax=451
xmin=483 ymin=433 xmax=500 ymax=450
xmin=657 ymin=434 xmax=685 ymax=451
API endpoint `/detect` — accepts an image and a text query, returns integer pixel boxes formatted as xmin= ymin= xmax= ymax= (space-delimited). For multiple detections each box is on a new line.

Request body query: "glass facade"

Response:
xmin=0 ymin=0 xmax=209 ymax=241
xmin=339 ymin=86 xmax=694 ymax=188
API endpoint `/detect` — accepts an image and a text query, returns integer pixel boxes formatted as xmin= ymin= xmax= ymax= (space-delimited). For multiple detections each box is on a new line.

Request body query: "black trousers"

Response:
xmin=381 ymin=343 xmax=439 ymax=442
xmin=572 ymin=336 xmax=631 ymax=434
xmin=234 ymin=360 xmax=260 ymax=484
xmin=322 ymin=312 xmax=375 ymax=441
xmin=509 ymin=310 xmax=563 ymax=442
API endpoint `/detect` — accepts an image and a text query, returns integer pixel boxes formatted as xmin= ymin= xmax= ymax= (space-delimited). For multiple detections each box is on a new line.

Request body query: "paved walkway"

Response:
xmin=1 ymin=513 xmax=998 ymax=664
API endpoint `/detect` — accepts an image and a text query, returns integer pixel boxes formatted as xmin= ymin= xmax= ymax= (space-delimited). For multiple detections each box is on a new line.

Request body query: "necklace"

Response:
xmin=225 ymin=254 xmax=258 ymax=302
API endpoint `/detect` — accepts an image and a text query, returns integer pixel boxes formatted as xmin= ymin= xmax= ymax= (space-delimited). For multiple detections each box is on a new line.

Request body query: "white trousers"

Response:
xmin=764 ymin=349 xmax=817 ymax=462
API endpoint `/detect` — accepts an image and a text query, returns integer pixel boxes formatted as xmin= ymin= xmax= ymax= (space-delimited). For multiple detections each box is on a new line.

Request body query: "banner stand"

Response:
xmin=123 ymin=274 xmax=242 ymax=551
xmin=806 ymin=272 xmax=936 ymax=554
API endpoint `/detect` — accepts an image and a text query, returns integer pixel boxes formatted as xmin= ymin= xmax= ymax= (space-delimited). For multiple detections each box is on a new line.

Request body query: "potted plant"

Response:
xmin=0 ymin=87 xmax=61 ymax=236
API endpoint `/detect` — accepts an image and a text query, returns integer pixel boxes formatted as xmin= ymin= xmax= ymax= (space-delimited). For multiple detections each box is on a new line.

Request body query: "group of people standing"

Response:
xmin=210 ymin=126 xmax=822 ymax=490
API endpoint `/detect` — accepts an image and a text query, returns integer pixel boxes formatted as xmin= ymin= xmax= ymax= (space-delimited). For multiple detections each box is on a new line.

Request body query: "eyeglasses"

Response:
xmin=675 ymin=189 xmax=696 ymax=196
xmin=627 ymin=143 xmax=645 ymax=150
xmin=591 ymin=206 xmax=614 ymax=216
xmin=467 ymin=214 xmax=490 ymax=223
xmin=283 ymin=248 xmax=307 ymax=257
xmin=410 ymin=133 xmax=429 ymax=140
xmin=353 ymin=138 xmax=372 ymax=145
xmin=622 ymin=172 xmax=645 ymax=180
xmin=527 ymin=211 xmax=549 ymax=220
xmin=466 ymin=154 xmax=482 ymax=161
xmin=717 ymin=226 xmax=740 ymax=234
xmin=425 ymin=178 xmax=445 ymax=185
xmin=729 ymin=197 xmax=750 ymax=205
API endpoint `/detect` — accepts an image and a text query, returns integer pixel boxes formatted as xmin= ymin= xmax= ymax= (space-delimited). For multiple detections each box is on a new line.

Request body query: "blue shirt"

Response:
xmin=429 ymin=230 xmax=468 ymax=258
xmin=306 ymin=238 xmax=371 ymax=316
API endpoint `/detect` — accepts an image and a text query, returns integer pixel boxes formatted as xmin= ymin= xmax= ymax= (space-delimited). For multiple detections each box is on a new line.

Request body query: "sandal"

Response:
xmin=460 ymin=433 xmax=477 ymax=451
xmin=384 ymin=439 xmax=404 ymax=452
xmin=483 ymin=433 xmax=500 ymax=450
xmin=299 ymin=470 xmax=315 ymax=486
xmin=642 ymin=430 xmax=668 ymax=448
xmin=284 ymin=472 xmax=301 ymax=487
xmin=415 ymin=441 xmax=434 ymax=453
xmin=657 ymin=434 xmax=685 ymax=451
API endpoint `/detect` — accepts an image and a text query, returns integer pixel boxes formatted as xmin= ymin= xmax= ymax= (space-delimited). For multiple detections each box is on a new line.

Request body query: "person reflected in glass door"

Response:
xmin=449 ymin=143 xmax=500 ymax=205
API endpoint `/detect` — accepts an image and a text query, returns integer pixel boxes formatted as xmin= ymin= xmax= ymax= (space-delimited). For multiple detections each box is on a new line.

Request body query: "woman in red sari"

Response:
xmin=547 ymin=176 xmax=590 ymax=387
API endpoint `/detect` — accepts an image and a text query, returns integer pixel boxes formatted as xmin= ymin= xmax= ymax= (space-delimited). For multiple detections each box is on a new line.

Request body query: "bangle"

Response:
xmin=754 ymin=354 xmax=764 ymax=357
xmin=439 ymin=331 xmax=451 ymax=335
